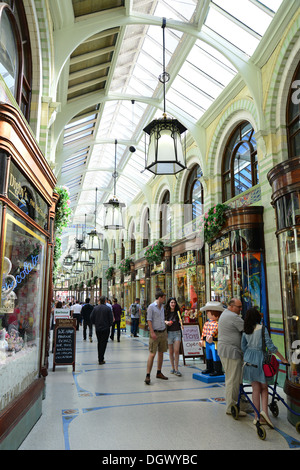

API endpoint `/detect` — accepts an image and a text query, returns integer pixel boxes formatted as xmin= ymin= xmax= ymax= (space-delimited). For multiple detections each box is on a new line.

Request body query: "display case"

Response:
xmin=268 ymin=158 xmax=300 ymax=425
xmin=0 ymin=103 xmax=56 ymax=449
xmin=208 ymin=207 xmax=267 ymax=322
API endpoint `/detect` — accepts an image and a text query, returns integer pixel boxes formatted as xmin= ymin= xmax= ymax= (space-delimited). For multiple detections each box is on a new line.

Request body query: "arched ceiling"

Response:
xmin=48 ymin=0 xmax=292 ymax=256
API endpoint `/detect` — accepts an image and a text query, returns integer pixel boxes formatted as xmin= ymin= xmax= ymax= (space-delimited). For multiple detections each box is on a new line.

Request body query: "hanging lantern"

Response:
xmin=63 ymin=253 xmax=73 ymax=267
xmin=103 ymin=140 xmax=125 ymax=230
xmin=143 ymin=18 xmax=186 ymax=175
xmin=143 ymin=115 xmax=186 ymax=175
xmin=85 ymin=189 xmax=103 ymax=250
xmin=104 ymin=196 xmax=125 ymax=230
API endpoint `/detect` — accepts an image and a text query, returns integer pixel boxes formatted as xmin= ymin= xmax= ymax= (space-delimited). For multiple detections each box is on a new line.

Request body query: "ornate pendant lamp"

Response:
xmin=104 ymin=139 xmax=125 ymax=230
xmin=63 ymin=252 xmax=73 ymax=267
xmin=86 ymin=188 xmax=103 ymax=251
xmin=143 ymin=18 xmax=187 ymax=175
xmin=79 ymin=214 xmax=93 ymax=263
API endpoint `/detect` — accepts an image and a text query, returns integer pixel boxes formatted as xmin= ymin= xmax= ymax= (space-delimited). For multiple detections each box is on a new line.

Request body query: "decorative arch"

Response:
xmin=207 ymin=99 xmax=260 ymax=179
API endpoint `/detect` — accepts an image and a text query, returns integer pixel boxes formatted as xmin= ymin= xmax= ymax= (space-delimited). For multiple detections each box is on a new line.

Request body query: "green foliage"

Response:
xmin=119 ymin=257 xmax=132 ymax=274
xmin=200 ymin=204 xmax=229 ymax=243
xmin=105 ymin=266 xmax=114 ymax=280
xmin=144 ymin=240 xmax=164 ymax=264
xmin=54 ymin=186 xmax=72 ymax=235
xmin=53 ymin=236 xmax=62 ymax=282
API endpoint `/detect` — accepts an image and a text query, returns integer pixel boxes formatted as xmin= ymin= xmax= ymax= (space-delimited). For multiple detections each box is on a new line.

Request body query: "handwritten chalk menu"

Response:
xmin=181 ymin=323 xmax=203 ymax=365
xmin=53 ymin=318 xmax=76 ymax=371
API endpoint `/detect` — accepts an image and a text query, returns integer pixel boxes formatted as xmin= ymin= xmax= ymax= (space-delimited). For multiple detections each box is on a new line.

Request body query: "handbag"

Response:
xmin=262 ymin=325 xmax=279 ymax=378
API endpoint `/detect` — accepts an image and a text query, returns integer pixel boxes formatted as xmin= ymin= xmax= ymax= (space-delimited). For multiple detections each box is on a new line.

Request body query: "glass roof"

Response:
xmin=58 ymin=0 xmax=284 ymax=241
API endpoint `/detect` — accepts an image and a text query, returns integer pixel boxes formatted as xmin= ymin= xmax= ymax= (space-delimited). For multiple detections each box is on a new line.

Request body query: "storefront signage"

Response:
xmin=54 ymin=308 xmax=70 ymax=323
xmin=8 ymin=162 xmax=49 ymax=229
xmin=209 ymin=235 xmax=230 ymax=261
xmin=182 ymin=324 xmax=203 ymax=358
xmin=174 ymin=251 xmax=196 ymax=270
xmin=151 ymin=262 xmax=165 ymax=275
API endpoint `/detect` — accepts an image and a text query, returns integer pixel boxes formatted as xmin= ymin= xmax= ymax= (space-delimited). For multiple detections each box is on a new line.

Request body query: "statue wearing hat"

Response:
xmin=199 ymin=301 xmax=224 ymax=376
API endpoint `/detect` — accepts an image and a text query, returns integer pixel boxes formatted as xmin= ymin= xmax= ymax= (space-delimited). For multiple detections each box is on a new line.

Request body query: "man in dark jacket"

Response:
xmin=81 ymin=298 xmax=94 ymax=342
xmin=90 ymin=296 xmax=113 ymax=364
xmin=110 ymin=298 xmax=122 ymax=342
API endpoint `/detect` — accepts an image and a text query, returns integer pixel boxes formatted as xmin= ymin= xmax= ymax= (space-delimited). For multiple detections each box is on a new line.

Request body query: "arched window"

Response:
xmin=184 ymin=164 xmax=203 ymax=223
xmin=142 ymin=208 xmax=150 ymax=248
xmin=287 ymin=62 xmax=300 ymax=159
xmin=159 ymin=191 xmax=171 ymax=238
xmin=222 ymin=121 xmax=258 ymax=201
xmin=0 ymin=1 xmax=32 ymax=120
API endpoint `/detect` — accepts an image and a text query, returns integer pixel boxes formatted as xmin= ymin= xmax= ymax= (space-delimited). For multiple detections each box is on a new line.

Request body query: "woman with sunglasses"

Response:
xmin=165 ymin=298 xmax=182 ymax=376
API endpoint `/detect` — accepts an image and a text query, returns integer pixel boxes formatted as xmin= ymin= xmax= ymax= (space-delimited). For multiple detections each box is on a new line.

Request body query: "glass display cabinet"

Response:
xmin=208 ymin=207 xmax=267 ymax=323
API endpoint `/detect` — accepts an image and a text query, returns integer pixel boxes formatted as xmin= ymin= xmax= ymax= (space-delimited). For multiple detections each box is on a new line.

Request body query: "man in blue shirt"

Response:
xmin=145 ymin=290 xmax=168 ymax=385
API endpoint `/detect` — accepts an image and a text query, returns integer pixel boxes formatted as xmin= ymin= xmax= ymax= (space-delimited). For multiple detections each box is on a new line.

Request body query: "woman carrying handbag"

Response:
xmin=241 ymin=308 xmax=288 ymax=428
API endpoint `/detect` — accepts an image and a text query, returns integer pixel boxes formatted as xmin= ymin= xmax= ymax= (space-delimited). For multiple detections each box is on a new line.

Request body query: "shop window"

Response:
xmin=287 ymin=61 xmax=300 ymax=159
xmin=222 ymin=121 xmax=258 ymax=201
xmin=0 ymin=2 xmax=32 ymax=121
xmin=0 ymin=210 xmax=46 ymax=411
xmin=184 ymin=164 xmax=203 ymax=223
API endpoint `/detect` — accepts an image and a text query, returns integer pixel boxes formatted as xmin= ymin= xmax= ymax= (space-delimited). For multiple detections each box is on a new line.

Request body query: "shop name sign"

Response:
xmin=209 ymin=236 xmax=230 ymax=259
xmin=8 ymin=162 xmax=48 ymax=227
xmin=3 ymin=254 xmax=39 ymax=292
xmin=174 ymin=251 xmax=196 ymax=270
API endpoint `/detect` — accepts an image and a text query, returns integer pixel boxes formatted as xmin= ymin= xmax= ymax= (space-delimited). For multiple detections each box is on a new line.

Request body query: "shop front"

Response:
xmin=172 ymin=237 xmax=205 ymax=328
xmin=268 ymin=158 xmax=300 ymax=425
xmin=150 ymin=246 xmax=172 ymax=301
xmin=0 ymin=103 xmax=56 ymax=449
xmin=208 ymin=206 xmax=267 ymax=322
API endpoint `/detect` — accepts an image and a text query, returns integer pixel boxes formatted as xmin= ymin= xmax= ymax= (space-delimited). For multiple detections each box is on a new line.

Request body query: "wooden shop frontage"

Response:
xmin=0 ymin=103 xmax=56 ymax=449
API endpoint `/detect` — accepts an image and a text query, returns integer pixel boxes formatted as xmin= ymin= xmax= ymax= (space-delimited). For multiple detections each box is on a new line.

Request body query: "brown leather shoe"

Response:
xmin=145 ymin=376 xmax=151 ymax=385
xmin=156 ymin=372 xmax=168 ymax=380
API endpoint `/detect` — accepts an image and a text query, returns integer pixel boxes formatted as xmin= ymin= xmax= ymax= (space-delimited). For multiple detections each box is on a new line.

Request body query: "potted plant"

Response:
xmin=144 ymin=240 xmax=164 ymax=264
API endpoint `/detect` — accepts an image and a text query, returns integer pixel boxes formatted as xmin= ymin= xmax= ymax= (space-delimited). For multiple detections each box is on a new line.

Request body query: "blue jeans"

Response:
xmin=131 ymin=317 xmax=139 ymax=336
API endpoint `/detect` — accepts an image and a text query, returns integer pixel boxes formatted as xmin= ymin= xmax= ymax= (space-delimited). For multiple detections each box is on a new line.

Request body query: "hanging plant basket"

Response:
xmin=200 ymin=203 xmax=230 ymax=243
xmin=105 ymin=267 xmax=114 ymax=280
xmin=119 ymin=257 xmax=132 ymax=274
xmin=144 ymin=240 xmax=164 ymax=264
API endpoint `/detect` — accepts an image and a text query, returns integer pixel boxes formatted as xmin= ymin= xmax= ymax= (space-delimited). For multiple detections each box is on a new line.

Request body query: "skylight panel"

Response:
xmin=171 ymin=75 xmax=215 ymax=110
xmin=205 ymin=7 xmax=260 ymax=56
xmin=178 ymin=62 xmax=224 ymax=100
xmin=257 ymin=0 xmax=283 ymax=13
xmin=154 ymin=0 xmax=196 ymax=22
xmin=167 ymin=88 xmax=205 ymax=120
xmin=212 ymin=0 xmax=273 ymax=36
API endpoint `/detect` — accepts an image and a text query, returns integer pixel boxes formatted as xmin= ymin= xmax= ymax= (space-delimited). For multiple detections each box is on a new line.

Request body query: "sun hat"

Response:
xmin=200 ymin=301 xmax=224 ymax=312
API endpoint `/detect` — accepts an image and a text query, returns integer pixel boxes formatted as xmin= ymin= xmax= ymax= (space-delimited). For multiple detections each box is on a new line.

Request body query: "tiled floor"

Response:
xmin=19 ymin=327 xmax=300 ymax=451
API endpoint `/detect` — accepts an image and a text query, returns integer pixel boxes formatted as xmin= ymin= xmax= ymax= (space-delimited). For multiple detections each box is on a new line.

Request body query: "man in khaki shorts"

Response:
xmin=145 ymin=290 xmax=168 ymax=385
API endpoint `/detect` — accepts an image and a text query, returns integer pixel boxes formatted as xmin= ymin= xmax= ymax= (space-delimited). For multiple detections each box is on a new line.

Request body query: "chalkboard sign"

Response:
xmin=53 ymin=318 xmax=76 ymax=371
